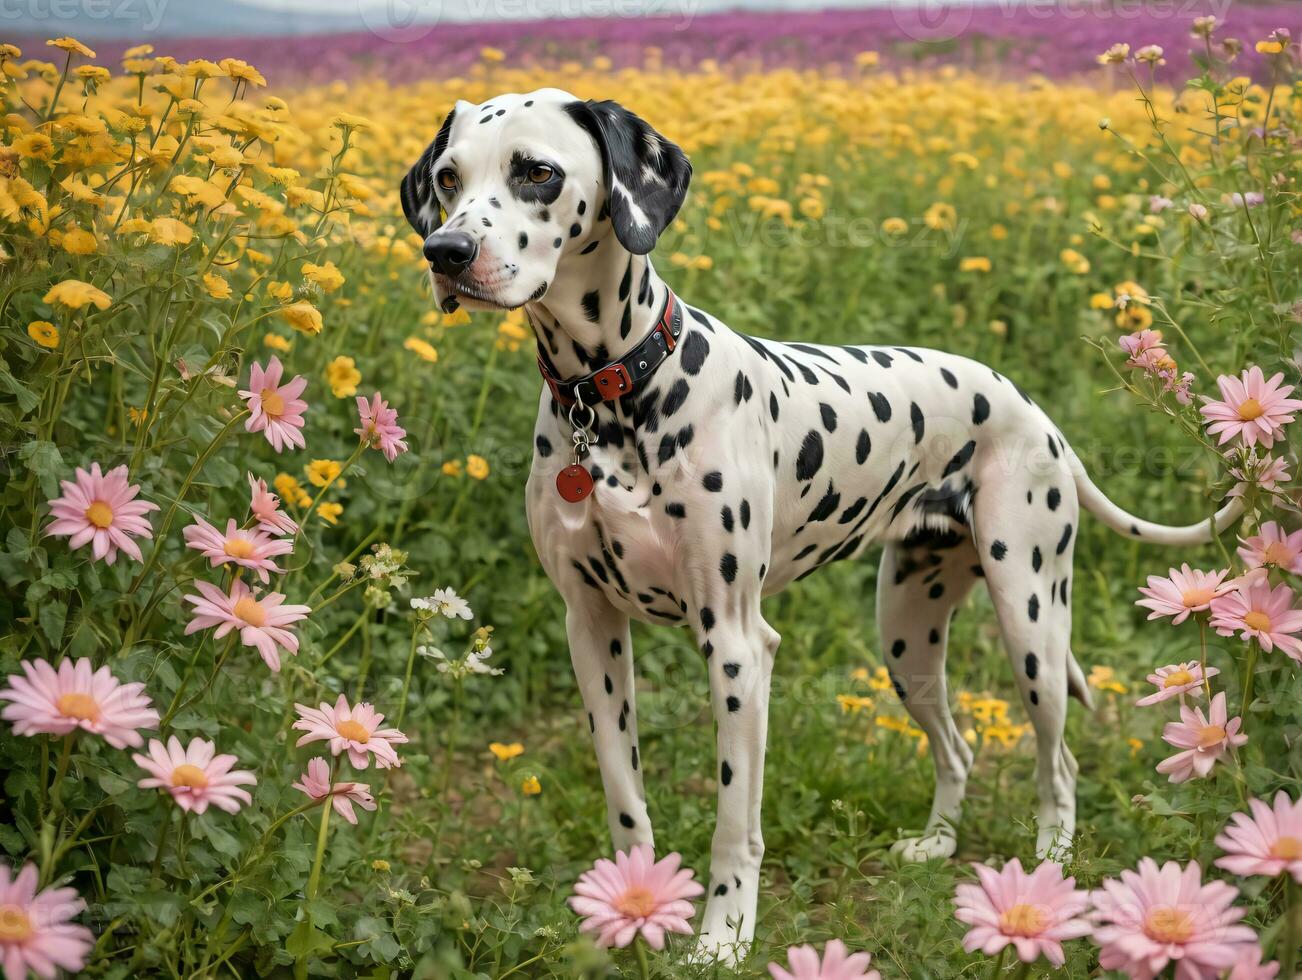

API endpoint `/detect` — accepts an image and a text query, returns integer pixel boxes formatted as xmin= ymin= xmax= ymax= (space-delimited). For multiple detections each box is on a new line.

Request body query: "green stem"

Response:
xmin=1281 ymin=875 xmax=1299 ymax=979
xmin=127 ymin=409 xmax=249 ymax=594
xmin=635 ymin=938 xmax=651 ymax=980
xmin=305 ymin=786 xmax=333 ymax=901
xmin=1240 ymin=641 xmax=1259 ymax=718
xmin=987 ymin=945 xmax=1008 ymax=980
xmin=394 ymin=625 xmax=424 ymax=731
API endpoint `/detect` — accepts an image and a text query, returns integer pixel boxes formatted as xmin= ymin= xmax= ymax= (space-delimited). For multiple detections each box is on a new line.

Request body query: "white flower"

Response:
xmin=416 ymin=587 xmax=472 ymax=620
xmin=418 ymin=643 xmax=503 ymax=679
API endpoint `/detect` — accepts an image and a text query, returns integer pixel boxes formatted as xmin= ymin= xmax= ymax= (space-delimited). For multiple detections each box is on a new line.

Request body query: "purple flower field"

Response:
xmin=34 ymin=1 xmax=1297 ymax=86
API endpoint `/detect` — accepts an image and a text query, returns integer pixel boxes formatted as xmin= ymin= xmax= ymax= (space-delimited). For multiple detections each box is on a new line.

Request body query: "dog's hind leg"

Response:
xmin=565 ymin=597 xmax=654 ymax=853
xmin=971 ymin=473 xmax=1080 ymax=859
xmin=878 ymin=532 xmax=981 ymax=863
xmin=692 ymin=604 xmax=781 ymax=964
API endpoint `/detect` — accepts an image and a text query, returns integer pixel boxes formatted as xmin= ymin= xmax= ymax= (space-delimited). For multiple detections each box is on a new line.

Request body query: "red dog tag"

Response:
xmin=556 ymin=464 xmax=595 ymax=503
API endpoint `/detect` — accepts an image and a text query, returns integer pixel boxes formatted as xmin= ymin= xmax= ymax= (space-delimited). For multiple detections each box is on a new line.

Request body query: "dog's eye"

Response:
xmin=526 ymin=165 xmax=553 ymax=184
xmin=437 ymin=169 xmax=458 ymax=191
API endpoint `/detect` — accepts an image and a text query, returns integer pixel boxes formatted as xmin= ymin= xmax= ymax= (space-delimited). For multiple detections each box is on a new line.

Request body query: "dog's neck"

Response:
xmin=525 ymin=239 xmax=669 ymax=382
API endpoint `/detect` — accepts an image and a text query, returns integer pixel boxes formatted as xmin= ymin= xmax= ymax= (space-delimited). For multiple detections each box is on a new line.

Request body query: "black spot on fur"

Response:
xmin=740 ymin=500 xmax=751 ymax=529
xmin=720 ymin=761 xmax=733 ymax=785
xmin=723 ymin=662 xmax=740 ymax=678
xmin=721 ymin=505 xmax=734 ymax=532
xmin=871 ymin=350 xmax=893 ymax=368
xmin=820 ymin=403 xmax=838 ymax=432
xmin=620 ymin=812 xmax=634 ymax=828
xmin=891 ymin=639 xmax=906 ymax=658
xmin=1047 ymin=487 xmax=1061 ymax=511
xmin=535 ymin=434 xmax=552 ymax=457
xmin=611 ymin=639 xmax=622 ymax=657
xmin=910 ymin=403 xmax=925 ymax=443
xmin=726 ymin=695 xmax=740 ymax=712
xmin=581 ymin=290 xmax=600 ymax=322
xmin=943 ymin=440 xmax=976 ymax=478
xmin=1056 ymin=523 xmax=1074 ymax=555
xmin=941 ymin=368 xmax=958 ymax=388
xmin=1032 ymin=546 xmax=1042 ymax=572
xmin=990 ymin=540 xmax=1007 ymax=560
xmin=720 ymin=553 xmax=738 ymax=583
xmin=1028 ymin=594 xmax=1040 ymax=621
xmin=868 ymin=391 xmax=892 ymax=423
xmin=700 ymin=607 xmax=715 ymax=630
xmin=679 ymin=332 xmax=710 ymax=375
xmin=769 ymin=392 xmax=780 ymax=422
xmin=1025 ymin=653 xmax=1038 ymax=679
xmin=703 ymin=471 xmax=723 ymax=492
xmin=972 ymin=393 xmax=990 ymax=425
xmin=796 ymin=430 xmax=824 ymax=481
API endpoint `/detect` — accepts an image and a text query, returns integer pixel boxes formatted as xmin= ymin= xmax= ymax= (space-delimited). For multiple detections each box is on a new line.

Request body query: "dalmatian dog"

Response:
xmin=400 ymin=89 xmax=1242 ymax=962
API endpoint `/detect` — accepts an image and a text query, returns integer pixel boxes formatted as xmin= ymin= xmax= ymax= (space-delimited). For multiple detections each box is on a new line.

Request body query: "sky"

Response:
xmin=4 ymin=0 xmax=1005 ymax=38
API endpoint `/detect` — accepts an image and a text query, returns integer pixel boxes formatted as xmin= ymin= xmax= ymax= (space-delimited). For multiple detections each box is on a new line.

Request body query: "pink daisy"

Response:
xmin=182 ymin=516 xmax=294 ymax=583
xmin=1210 ymin=580 xmax=1302 ymax=661
xmin=1119 ymin=329 xmax=1168 ymax=372
xmin=568 ymin=844 xmax=703 ymax=950
xmin=1200 ymin=366 xmax=1302 ymax=449
xmin=1237 ymin=521 xmax=1302 ymax=574
xmin=292 ymin=757 xmax=377 ymax=825
xmin=239 ymin=356 xmax=308 ymax=453
xmin=1155 ymin=692 xmax=1247 ymax=784
xmin=292 ymin=694 xmax=408 ymax=770
xmin=0 ymin=863 xmax=93 ymax=980
xmin=1229 ymin=945 xmax=1280 ymax=980
xmin=953 ymin=858 xmax=1091 ymax=966
xmin=44 ymin=462 xmax=159 ymax=565
xmin=0 ymin=657 xmax=158 ymax=749
xmin=1134 ymin=662 xmax=1220 ymax=706
xmin=1214 ymin=791 xmax=1302 ymax=883
xmin=767 ymin=939 xmax=881 ymax=980
xmin=133 ymin=735 xmax=256 ymax=814
xmin=354 ymin=391 xmax=408 ymax=462
xmin=1091 ymin=859 xmax=1257 ymax=980
xmin=1136 ymin=565 xmax=1232 ymax=626
xmin=1228 ymin=455 xmax=1290 ymax=499
xmin=247 ymin=473 xmax=297 ymax=536
xmin=182 ymin=579 xmax=311 ymax=672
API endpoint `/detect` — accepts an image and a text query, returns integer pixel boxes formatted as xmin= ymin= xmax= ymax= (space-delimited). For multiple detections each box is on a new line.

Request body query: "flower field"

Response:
xmin=0 ymin=11 xmax=1299 ymax=978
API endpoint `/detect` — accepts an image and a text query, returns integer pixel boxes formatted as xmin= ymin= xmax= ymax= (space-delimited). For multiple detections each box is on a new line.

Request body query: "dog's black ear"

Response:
xmin=565 ymin=99 xmax=692 ymax=255
xmin=400 ymin=107 xmax=457 ymax=237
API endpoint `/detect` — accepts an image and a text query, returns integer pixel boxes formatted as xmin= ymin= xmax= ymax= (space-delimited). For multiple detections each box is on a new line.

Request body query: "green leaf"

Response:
xmin=0 ymin=369 xmax=40 ymax=415
xmin=18 ymin=441 xmax=65 ymax=498
xmin=38 ymin=598 xmax=67 ymax=647
xmin=286 ymin=919 xmax=334 ymax=958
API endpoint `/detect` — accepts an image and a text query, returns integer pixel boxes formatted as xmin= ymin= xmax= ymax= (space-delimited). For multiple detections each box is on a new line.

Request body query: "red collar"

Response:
xmin=537 ymin=290 xmax=682 ymax=408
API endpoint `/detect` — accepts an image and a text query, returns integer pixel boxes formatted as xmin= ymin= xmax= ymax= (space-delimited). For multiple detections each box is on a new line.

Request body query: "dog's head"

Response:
xmin=400 ymin=88 xmax=691 ymax=313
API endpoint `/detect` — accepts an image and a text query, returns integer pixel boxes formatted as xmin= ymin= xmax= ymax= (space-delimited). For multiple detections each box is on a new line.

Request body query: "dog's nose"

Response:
xmin=423 ymin=231 xmax=478 ymax=276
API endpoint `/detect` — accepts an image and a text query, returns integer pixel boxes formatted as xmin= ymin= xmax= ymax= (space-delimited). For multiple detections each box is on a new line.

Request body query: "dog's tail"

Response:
xmin=1069 ymin=452 xmax=1244 ymax=548
xmin=1066 ymin=650 xmax=1093 ymax=709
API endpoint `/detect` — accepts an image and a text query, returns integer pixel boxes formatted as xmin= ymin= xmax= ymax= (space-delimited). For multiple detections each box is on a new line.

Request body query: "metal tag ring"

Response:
xmin=568 ymin=398 xmax=595 ymax=432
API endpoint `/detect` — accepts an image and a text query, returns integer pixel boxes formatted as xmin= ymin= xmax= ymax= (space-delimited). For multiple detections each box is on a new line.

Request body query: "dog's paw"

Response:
xmin=890 ymin=833 xmax=957 ymax=863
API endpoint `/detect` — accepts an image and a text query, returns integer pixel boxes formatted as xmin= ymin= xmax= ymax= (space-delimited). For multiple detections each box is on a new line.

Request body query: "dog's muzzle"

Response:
xmin=423 ymin=231 xmax=478 ymax=277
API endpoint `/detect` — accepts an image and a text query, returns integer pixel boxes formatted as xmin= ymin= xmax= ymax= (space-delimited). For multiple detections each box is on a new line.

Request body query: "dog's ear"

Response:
xmin=565 ymin=99 xmax=692 ymax=255
xmin=400 ymin=106 xmax=457 ymax=237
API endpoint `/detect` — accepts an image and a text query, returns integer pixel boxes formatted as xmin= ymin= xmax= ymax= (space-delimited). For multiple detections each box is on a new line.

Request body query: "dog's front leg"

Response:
xmin=565 ymin=598 xmax=653 ymax=852
xmin=693 ymin=607 xmax=780 ymax=965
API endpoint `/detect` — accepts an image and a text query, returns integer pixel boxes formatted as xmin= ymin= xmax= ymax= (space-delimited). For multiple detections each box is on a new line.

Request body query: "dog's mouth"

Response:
xmin=434 ymin=271 xmax=531 ymax=313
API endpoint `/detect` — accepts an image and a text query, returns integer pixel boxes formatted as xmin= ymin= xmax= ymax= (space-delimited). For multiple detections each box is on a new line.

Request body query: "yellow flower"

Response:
xmin=881 ymin=217 xmax=908 ymax=236
xmin=442 ymin=460 xmax=464 ymax=477
xmin=371 ymin=859 xmax=391 ymax=872
xmin=317 ymin=501 xmax=343 ymax=525
xmin=1116 ymin=304 xmax=1153 ymax=330
xmin=466 ymin=455 xmax=490 ymax=480
xmin=264 ymin=333 xmax=291 ymax=353
xmin=1059 ymin=248 xmax=1090 ymax=274
xmin=798 ymin=196 xmax=825 ymax=220
xmin=481 ymin=46 xmax=506 ymax=62
xmin=960 ymin=256 xmax=992 ymax=273
xmin=306 ymin=459 xmax=342 ymax=488
xmin=48 ymin=37 xmax=96 ymax=58
xmin=855 ymin=51 xmax=880 ymax=67
xmin=836 ymin=694 xmax=874 ymax=714
xmin=332 ymin=112 xmax=373 ymax=131
xmin=1087 ymin=665 xmax=1128 ymax=695
xmin=1127 ymin=737 xmax=1144 ymax=757
xmin=1096 ymin=43 xmax=1130 ymax=65
xmin=303 ymin=260 xmax=345 ymax=293
xmin=266 ymin=281 xmax=294 ymax=302
xmin=924 ymin=202 xmax=956 ymax=231
xmin=128 ymin=406 xmax=148 ymax=427
xmin=489 ymin=742 xmax=524 ymax=761
xmin=27 ymin=321 xmax=58 ymax=348
xmin=150 ymin=217 xmax=193 ymax=246
xmin=60 ymin=228 xmax=99 ymax=255
xmin=1254 ymin=40 xmax=1284 ymax=55
xmin=403 ymin=337 xmax=439 ymax=363
xmin=443 ymin=307 xmax=471 ymax=327
xmin=219 ymin=57 xmax=266 ymax=86
xmin=13 ymin=133 xmax=54 ymax=160
xmin=202 ymin=272 xmax=232 ymax=300
xmin=325 ymin=356 xmax=361 ymax=398
xmin=989 ymin=319 xmax=1008 ymax=337
xmin=44 ymin=279 xmax=110 ymax=311
xmin=280 ymin=301 xmax=323 ymax=336
xmin=1089 ymin=292 xmax=1115 ymax=310
xmin=520 ymin=775 xmax=541 ymax=796
xmin=866 ymin=667 xmax=893 ymax=692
